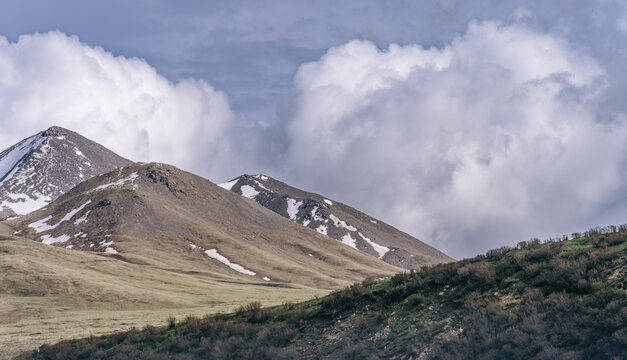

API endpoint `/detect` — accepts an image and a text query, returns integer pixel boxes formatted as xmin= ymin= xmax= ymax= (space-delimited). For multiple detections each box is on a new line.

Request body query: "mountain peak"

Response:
xmin=0 ymin=128 xmax=132 ymax=219
xmin=42 ymin=125 xmax=73 ymax=137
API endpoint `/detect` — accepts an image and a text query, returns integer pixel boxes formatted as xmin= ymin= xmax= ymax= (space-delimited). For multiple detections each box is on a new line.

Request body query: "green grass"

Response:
xmin=562 ymin=236 xmax=591 ymax=252
xmin=19 ymin=228 xmax=627 ymax=359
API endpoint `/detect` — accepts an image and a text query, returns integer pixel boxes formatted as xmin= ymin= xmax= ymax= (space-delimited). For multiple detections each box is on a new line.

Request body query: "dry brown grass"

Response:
xmin=0 ymin=233 xmax=327 ymax=359
xmin=0 ymin=164 xmax=403 ymax=358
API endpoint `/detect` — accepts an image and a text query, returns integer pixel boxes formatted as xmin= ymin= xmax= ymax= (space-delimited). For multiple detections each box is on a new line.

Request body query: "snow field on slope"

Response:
xmin=358 ymin=232 xmax=389 ymax=259
xmin=0 ymin=134 xmax=45 ymax=183
xmin=204 ymin=249 xmax=256 ymax=276
xmin=217 ymin=179 xmax=238 ymax=191
xmin=93 ymin=172 xmax=139 ymax=191
xmin=239 ymin=185 xmax=259 ymax=199
xmin=1 ymin=193 xmax=52 ymax=215
xmin=286 ymin=198 xmax=303 ymax=221
xmin=341 ymin=233 xmax=357 ymax=249
xmin=329 ymin=214 xmax=357 ymax=232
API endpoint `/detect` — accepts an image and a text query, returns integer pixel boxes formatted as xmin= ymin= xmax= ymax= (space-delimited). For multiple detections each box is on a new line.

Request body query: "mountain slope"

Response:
xmin=2 ymin=162 xmax=401 ymax=358
xmin=220 ymin=174 xmax=453 ymax=269
xmin=0 ymin=126 xmax=131 ymax=219
xmin=11 ymin=163 xmax=400 ymax=289
xmin=0 ymin=223 xmax=326 ymax=359
xmin=22 ymin=227 xmax=626 ymax=359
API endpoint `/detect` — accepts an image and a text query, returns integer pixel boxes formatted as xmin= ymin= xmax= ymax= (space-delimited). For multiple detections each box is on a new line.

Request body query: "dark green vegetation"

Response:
xmin=20 ymin=227 xmax=626 ymax=359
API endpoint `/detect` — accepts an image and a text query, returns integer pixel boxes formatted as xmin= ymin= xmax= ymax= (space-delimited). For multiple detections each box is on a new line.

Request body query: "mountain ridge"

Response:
xmin=11 ymin=162 xmax=400 ymax=287
xmin=220 ymin=174 xmax=453 ymax=268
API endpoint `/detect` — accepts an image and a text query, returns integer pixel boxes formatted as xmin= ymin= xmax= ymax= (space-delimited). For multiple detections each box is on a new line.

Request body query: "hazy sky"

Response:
xmin=2 ymin=0 xmax=627 ymax=258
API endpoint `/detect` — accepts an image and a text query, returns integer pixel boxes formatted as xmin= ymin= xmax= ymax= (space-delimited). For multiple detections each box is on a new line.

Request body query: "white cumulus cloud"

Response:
xmin=0 ymin=31 xmax=237 ymax=180
xmin=284 ymin=21 xmax=627 ymax=258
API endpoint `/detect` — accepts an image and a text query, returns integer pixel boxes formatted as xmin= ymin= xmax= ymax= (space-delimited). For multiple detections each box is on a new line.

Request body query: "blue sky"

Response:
xmin=1 ymin=0 xmax=627 ymax=258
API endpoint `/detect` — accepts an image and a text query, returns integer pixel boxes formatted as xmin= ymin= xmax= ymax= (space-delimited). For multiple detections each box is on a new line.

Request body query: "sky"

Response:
xmin=1 ymin=0 xmax=627 ymax=259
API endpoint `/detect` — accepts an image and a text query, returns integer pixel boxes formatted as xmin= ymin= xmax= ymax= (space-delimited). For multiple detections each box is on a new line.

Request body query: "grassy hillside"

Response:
xmin=19 ymin=226 xmax=626 ymax=359
xmin=1 ymin=163 xmax=401 ymax=359
xmin=0 ymin=229 xmax=327 ymax=359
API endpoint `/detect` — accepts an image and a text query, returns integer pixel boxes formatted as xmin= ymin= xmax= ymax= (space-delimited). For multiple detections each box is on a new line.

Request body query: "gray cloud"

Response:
xmin=0 ymin=32 xmax=242 ymax=181
xmin=282 ymin=20 xmax=627 ymax=258
xmin=2 ymin=2 xmax=627 ymax=258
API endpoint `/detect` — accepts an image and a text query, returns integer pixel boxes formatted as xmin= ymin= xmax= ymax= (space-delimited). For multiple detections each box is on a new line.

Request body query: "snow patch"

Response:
xmin=105 ymin=247 xmax=118 ymax=254
xmin=286 ymin=198 xmax=303 ymax=221
xmin=0 ymin=133 xmax=45 ymax=184
xmin=93 ymin=172 xmax=138 ymax=191
xmin=73 ymin=211 xmax=90 ymax=225
xmin=302 ymin=219 xmax=311 ymax=226
xmin=40 ymin=234 xmax=71 ymax=245
xmin=341 ymin=233 xmax=357 ymax=249
xmin=254 ymin=180 xmax=269 ymax=190
xmin=99 ymin=240 xmax=114 ymax=247
xmin=99 ymin=239 xmax=118 ymax=254
xmin=370 ymin=219 xmax=377 ymax=224
xmin=262 ymin=277 xmax=271 ymax=281
xmin=253 ymin=174 xmax=269 ymax=181
xmin=239 ymin=185 xmax=260 ymax=199
xmin=28 ymin=216 xmax=55 ymax=233
xmin=74 ymin=147 xmax=85 ymax=158
xmin=1 ymin=193 xmax=52 ymax=215
xmin=204 ymin=248 xmax=256 ymax=276
xmin=28 ymin=200 xmax=91 ymax=234
xmin=329 ymin=214 xmax=357 ymax=232
xmin=218 ymin=179 xmax=238 ymax=191
xmin=323 ymin=199 xmax=333 ymax=205
xmin=358 ymin=232 xmax=389 ymax=259
xmin=58 ymin=200 xmax=91 ymax=224
xmin=311 ymin=206 xmax=324 ymax=221
xmin=316 ymin=225 xmax=328 ymax=235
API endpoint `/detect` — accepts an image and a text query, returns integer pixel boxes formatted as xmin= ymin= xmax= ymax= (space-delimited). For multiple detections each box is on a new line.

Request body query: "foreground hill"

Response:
xmin=11 ymin=162 xmax=399 ymax=289
xmin=220 ymin=174 xmax=453 ymax=268
xmin=22 ymin=226 xmax=626 ymax=359
xmin=0 ymin=126 xmax=131 ymax=219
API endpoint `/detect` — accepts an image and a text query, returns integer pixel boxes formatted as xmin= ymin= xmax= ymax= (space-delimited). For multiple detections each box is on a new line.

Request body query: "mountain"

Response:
xmin=0 ymin=126 xmax=131 ymax=219
xmin=21 ymin=227 xmax=626 ymax=359
xmin=11 ymin=162 xmax=400 ymax=289
xmin=219 ymin=174 xmax=453 ymax=268
xmin=3 ymin=162 xmax=402 ymax=357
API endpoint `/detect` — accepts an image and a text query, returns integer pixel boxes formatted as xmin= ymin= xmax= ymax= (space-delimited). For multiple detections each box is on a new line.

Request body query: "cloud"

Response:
xmin=617 ymin=17 xmax=627 ymax=33
xmin=511 ymin=7 xmax=532 ymax=21
xmin=283 ymin=20 xmax=627 ymax=258
xmin=0 ymin=31 xmax=239 ymax=180
xmin=2 ymin=19 xmax=627 ymax=260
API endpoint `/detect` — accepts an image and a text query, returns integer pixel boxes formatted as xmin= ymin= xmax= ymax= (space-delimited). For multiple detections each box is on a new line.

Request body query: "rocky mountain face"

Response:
xmin=11 ymin=163 xmax=399 ymax=288
xmin=220 ymin=175 xmax=453 ymax=268
xmin=0 ymin=126 xmax=131 ymax=219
